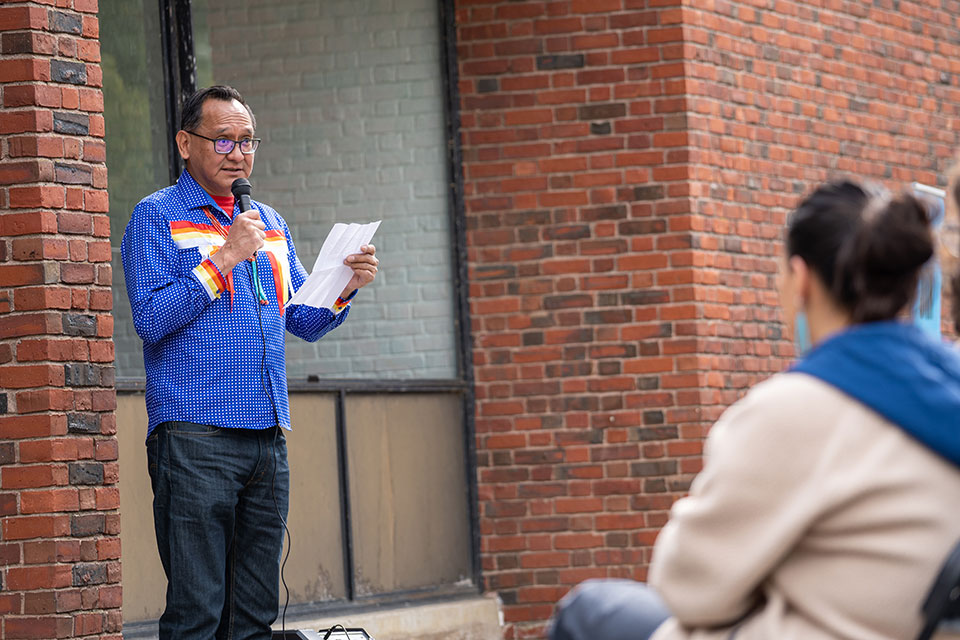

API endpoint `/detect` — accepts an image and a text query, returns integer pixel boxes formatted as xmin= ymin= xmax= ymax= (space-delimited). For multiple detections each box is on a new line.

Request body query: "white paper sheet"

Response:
xmin=285 ymin=220 xmax=381 ymax=310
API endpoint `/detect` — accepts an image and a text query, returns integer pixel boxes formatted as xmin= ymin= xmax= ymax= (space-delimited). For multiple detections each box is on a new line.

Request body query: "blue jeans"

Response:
xmin=548 ymin=579 xmax=671 ymax=640
xmin=147 ymin=421 xmax=289 ymax=640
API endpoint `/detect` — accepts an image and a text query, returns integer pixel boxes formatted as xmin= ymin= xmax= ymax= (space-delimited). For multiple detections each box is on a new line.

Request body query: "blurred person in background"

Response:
xmin=945 ymin=166 xmax=960 ymax=334
xmin=549 ymin=180 xmax=960 ymax=640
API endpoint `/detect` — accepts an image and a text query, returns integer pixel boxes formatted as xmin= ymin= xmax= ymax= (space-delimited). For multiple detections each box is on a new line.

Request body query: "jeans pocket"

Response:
xmin=146 ymin=429 xmax=160 ymax=487
xmin=165 ymin=420 xmax=221 ymax=437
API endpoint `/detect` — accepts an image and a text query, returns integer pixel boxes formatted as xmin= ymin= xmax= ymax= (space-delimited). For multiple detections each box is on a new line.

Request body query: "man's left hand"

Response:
xmin=340 ymin=244 xmax=379 ymax=300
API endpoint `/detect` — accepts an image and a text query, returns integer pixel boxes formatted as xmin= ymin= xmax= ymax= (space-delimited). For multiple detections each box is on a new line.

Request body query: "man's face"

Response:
xmin=175 ymin=98 xmax=255 ymax=197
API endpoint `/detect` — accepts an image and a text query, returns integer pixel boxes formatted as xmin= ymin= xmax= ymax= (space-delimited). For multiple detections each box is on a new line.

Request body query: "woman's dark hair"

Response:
xmin=179 ymin=85 xmax=256 ymax=132
xmin=786 ymin=179 xmax=934 ymax=323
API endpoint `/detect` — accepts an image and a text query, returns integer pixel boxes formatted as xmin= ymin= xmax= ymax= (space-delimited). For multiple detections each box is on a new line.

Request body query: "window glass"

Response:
xmin=192 ymin=0 xmax=458 ymax=380
xmin=102 ymin=0 xmax=171 ymax=378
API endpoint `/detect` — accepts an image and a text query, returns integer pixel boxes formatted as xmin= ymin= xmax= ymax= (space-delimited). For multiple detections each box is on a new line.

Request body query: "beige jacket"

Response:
xmin=650 ymin=373 xmax=960 ymax=640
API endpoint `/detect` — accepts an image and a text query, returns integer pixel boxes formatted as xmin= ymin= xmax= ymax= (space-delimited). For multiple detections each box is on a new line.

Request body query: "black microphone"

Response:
xmin=230 ymin=177 xmax=264 ymax=291
xmin=231 ymin=178 xmax=253 ymax=213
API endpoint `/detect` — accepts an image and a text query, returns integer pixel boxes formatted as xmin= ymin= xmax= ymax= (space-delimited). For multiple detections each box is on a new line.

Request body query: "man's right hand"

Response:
xmin=210 ymin=210 xmax=266 ymax=274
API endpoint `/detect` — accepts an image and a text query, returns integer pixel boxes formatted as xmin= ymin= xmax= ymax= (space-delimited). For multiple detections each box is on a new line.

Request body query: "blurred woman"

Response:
xmin=549 ymin=180 xmax=960 ymax=640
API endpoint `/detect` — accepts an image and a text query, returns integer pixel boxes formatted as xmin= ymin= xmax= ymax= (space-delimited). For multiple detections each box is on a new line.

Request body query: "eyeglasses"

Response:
xmin=186 ymin=130 xmax=260 ymax=155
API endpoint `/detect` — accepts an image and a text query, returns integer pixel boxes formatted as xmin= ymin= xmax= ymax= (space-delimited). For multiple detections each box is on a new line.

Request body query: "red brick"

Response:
xmin=11 ymin=237 xmax=68 ymax=260
xmin=15 ymin=388 xmax=74 ymax=413
xmin=7 ymin=135 xmax=63 ymax=158
xmin=0 ymin=6 xmax=47 ymax=31
xmin=0 ymin=364 xmax=64 ymax=389
xmin=0 ymin=312 xmax=59 ymax=339
xmin=94 ymin=487 xmax=119 ymax=510
xmin=92 ymin=390 xmax=116 ymax=412
xmin=1 ymin=30 xmax=55 ymax=55
xmin=16 ymin=338 xmax=89 ymax=362
xmin=77 ymin=40 xmax=100 ymax=63
xmin=0 ymin=593 xmax=22 ymax=615
xmin=8 ymin=185 xmax=64 ymax=209
xmin=23 ymin=591 xmax=56 ymax=614
xmin=82 ymin=140 xmax=106 ymax=162
xmin=86 ymin=65 xmax=103 ymax=89
xmin=504 ymin=109 xmax=553 ymax=126
xmin=81 ymin=14 xmax=98 ymax=37
xmin=0 ymin=492 xmax=18 ymax=516
xmin=96 ymin=313 xmax=113 ymax=337
xmin=97 ymin=584 xmax=121 ymax=608
xmin=534 ymin=17 xmax=583 ymax=34
xmin=61 ymin=86 xmax=79 ymax=110
xmin=519 ymin=552 xmax=569 ymax=568
xmin=0 ymin=263 xmax=47 ymax=286
xmin=0 ymin=414 xmax=67 ymax=440
xmin=57 ymin=36 xmax=77 ymax=58
xmin=88 ymin=341 xmax=113 ymax=363
xmin=3 ymin=84 xmax=60 ymax=109
xmin=22 ymin=541 xmax=57 ymax=565
xmin=74 ymin=612 xmax=103 ymax=635
xmin=3 ymin=515 xmax=70 ymax=542
xmin=0 ymin=107 xmax=53 ymax=133
xmin=0 ymin=541 xmax=21 ymax=565
xmin=19 ymin=488 xmax=79 ymax=514
xmin=60 ymin=263 xmax=95 ymax=284
xmin=1 ymin=465 xmax=57 ymax=490
xmin=3 ymin=616 xmax=73 ymax=640
xmin=87 ymin=240 xmax=111 ymax=262
xmin=86 ymin=289 xmax=110 ymax=311
xmin=57 ymin=211 xmax=92 ymax=234
xmin=83 ymin=188 xmax=108 ymax=212
xmin=65 ymin=186 xmax=84 ymax=209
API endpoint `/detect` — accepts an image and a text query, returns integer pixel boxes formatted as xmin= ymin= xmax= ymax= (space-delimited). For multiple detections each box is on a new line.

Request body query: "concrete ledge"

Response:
xmin=274 ymin=594 xmax=504 ymax=640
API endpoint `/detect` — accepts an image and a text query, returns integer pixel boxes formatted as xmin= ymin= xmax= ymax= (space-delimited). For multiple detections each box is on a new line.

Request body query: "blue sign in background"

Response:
xmin=911 ymin=184 xmax=944 ymax=339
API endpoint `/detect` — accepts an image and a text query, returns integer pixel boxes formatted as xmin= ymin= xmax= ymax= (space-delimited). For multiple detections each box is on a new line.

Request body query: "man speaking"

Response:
xmin=121 ymin=85 xmax=378 ymax=639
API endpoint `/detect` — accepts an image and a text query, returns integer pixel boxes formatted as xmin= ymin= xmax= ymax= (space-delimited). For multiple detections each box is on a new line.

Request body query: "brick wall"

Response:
xmin=456 ymin=1 xmax=960 ymax=637
xmin=0 ymin=1 xmax=121 ymax=638
xmin=682 ymin=0 xmax=960 ymax=412
xmin=457 ymin=1 xmax=703 ymax=636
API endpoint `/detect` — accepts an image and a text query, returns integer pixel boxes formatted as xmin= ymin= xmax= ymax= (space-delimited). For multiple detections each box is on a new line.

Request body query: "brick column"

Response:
xmin=0 ymin=1 xmax=121 ymax=638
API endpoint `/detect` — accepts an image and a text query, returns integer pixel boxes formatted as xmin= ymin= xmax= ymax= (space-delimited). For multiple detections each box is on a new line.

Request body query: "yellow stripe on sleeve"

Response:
xmin=192 ymin=258 xmax=226 ymax=300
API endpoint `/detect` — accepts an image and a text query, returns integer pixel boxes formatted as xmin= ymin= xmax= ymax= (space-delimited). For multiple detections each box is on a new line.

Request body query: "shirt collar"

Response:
xmin=176 ymin=170 xmax=232 ymax=218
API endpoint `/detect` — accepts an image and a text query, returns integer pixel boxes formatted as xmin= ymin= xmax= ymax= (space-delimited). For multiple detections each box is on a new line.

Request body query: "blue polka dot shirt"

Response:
xmin=121 ymin=170 xmax=352 ymax=435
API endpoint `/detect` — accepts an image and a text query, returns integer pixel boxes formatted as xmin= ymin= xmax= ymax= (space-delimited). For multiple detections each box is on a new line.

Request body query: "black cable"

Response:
xmin=252 ymin=261 xmax=292 ymax=636
xmin=272 ymin=423 xmax=292 ymax=635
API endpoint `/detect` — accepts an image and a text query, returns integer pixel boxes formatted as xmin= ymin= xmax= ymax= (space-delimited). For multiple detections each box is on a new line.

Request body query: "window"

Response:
xmin=102 ymin=0 xmax=170 ymax=379
xmin=193 ymin=0 xmax=459 ymax=380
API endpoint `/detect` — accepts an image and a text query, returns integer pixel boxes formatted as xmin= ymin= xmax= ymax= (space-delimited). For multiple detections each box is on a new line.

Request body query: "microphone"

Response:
xmin=229 ymin=177 xmax=268 ymax=304
xmin=231 ymin=178 xmax=253 ymax=213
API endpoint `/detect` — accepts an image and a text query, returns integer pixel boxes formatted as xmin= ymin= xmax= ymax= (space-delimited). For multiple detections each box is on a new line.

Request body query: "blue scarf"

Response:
xmin=792 ymin=321 xmax=960 ymax=467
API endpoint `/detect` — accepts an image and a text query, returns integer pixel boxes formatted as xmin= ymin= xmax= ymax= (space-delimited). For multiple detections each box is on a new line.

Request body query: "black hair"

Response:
xmin=787 ymin=179 xmax=934 ymax=323
xmin=179 ymin=85 xmax=256 ymax=133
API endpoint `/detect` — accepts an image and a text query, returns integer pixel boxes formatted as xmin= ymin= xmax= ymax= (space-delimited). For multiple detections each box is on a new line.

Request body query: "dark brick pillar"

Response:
xmin=0 ymin=0 xmax=121 ymax=637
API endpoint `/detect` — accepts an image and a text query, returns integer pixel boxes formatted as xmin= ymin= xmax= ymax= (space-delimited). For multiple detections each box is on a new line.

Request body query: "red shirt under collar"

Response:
xmin=211 ymin=194 xmax=234 ymax=217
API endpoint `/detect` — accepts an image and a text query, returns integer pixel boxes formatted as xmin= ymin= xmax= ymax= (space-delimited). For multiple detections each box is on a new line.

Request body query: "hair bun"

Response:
xmin=836 ymin=193 xmax=934 ymax=322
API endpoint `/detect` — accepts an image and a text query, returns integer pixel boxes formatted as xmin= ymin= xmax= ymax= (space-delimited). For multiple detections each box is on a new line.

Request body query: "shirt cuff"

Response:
xmin=332 ymin=289 xmax=357 ymax=313
xmin=192 ymin=258 xmax=227 ymax=300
